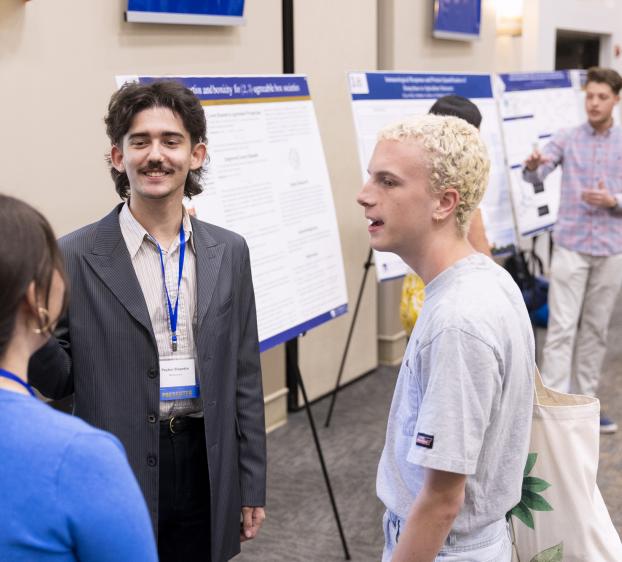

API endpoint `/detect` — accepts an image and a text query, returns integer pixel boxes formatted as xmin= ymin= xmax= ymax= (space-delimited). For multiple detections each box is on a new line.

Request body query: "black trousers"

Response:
xmin=158 ymin=416 xmax=211 ymax=562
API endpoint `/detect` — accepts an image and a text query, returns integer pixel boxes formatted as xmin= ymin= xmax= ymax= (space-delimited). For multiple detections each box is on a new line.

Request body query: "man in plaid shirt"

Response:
xmin=523 ymin=67 xmax=622 ymax=433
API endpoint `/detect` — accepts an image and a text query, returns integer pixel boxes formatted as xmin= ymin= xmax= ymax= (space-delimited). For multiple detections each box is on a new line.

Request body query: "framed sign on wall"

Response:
xmin=126 ymin=0 xmax=245 ymax=26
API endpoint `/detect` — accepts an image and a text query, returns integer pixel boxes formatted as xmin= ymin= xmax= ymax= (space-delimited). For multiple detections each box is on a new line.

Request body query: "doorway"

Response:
xmin=555 ymin=30 xmax=601 ymax=70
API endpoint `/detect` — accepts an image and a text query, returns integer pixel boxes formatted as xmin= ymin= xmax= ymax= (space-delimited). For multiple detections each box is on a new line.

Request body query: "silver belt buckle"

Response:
xmin=169 ymin=416 xmax=177 ymax=434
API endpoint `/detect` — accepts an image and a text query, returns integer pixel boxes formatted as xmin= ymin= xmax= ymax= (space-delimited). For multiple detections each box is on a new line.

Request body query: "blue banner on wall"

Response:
xmin=126 ymin=0 xmax=245 ymax=25
xmin=433 ymin=0 xmax=481 ymax=40
xmin=351 ymin=72 xmax=493 ymax=101
xmin=128 ymin=0 xmax=244 ymax=16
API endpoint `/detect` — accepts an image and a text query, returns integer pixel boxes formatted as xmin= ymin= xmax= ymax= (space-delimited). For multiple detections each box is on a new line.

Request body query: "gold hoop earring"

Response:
xmin=33 ymin=307 xmax=52 ymax=335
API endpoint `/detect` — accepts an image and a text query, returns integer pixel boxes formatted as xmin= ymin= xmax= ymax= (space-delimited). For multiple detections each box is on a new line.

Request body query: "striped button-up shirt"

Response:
xmin=119 ymin=202 xmax=202 ymax=419
xmin=523 ymin=122 xmax=622 ymax=256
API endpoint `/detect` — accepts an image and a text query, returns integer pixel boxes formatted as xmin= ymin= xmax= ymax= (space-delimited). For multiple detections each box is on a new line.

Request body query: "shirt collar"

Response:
xmin=584 ymin=120 xmax=614 ymax=137
xmin=119 ymin=201 xmax=195 ymax=258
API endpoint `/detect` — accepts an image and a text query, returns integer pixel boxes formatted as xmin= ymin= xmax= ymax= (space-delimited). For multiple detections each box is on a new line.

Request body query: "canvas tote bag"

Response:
xmin=510 ymin=369 xmax=622 ymax=561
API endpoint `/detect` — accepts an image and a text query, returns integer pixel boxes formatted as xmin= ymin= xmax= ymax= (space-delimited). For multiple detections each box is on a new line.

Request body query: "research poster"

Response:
xmin=348 ymin=71 xmax=517 ymax=281
xmin=117 ymin=75 xmax=348 ymax=351
xmin=498 ymin=71 xmax=582 ymax=237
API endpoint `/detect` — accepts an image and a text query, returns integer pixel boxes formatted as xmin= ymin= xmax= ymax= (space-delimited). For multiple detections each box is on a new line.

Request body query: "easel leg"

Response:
xmin=324 ymin=247 xmax=374 ymax=428
xmin=287 ymin=339 xmax=351 ymax=560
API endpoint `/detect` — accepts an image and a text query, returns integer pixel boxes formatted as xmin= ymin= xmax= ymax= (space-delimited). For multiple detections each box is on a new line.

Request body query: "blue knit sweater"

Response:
xmin=0 ymin=389 xmax=157 ymax=561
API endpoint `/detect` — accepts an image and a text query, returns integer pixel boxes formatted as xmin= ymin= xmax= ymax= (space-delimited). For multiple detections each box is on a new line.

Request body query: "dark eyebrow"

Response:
xmin=128 ymin=131 xmax=186 ymax=140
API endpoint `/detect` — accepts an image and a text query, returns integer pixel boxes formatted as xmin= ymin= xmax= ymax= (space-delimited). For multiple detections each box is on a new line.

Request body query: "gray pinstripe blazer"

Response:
xmin=29 ymin=204 xmax=266 ymax=561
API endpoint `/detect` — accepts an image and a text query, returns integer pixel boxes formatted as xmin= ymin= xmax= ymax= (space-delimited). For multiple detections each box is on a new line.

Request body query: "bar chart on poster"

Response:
xmin=498 ymin=71 xmax=582 ymax=238
xmin=116 ymin=75 xmax=348 ymax=351
xmin=348 ymin=71 xmax=516 ymax=281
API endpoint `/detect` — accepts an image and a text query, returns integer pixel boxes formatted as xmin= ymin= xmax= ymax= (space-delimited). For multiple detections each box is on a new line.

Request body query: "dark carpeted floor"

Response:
xmin=238 ymin=291 xmax=622 ymax=562
xmin=238 ymin=367 xmax=391 ymax=562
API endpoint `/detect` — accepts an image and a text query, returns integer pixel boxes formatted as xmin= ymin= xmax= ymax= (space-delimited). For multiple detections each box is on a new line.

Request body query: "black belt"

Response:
xmin=160 ymin=416 xmax=204 ymax=435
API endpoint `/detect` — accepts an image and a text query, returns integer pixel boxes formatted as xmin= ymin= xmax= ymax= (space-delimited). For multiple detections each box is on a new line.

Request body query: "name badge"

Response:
xmin=159 ymin=357 xmax=200 ymax=401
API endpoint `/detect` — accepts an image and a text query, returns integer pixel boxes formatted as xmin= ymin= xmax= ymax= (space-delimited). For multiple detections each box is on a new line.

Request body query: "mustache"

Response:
xmin=140 ymin=160 xmax=173 ymax=173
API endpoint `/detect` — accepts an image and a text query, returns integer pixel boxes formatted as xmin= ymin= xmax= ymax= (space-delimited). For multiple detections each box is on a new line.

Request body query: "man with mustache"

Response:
xmin=523 ymin=66 xmax=622 ymax=433
xmin=29 ymin=80 xmax=267 ymax=561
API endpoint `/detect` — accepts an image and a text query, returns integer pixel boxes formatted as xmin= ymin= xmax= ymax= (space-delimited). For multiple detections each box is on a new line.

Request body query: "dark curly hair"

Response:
xmin=104 ymin=80 xmax=207 ymax=200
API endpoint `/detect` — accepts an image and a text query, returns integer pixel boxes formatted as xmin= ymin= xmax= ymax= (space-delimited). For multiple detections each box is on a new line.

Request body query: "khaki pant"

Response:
xmin=541 ymin=246 xmax=622 ymax=396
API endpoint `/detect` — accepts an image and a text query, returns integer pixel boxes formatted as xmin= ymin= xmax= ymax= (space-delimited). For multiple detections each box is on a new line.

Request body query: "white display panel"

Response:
xmin=117 ymin=75 xmax=348 ymax=351
xmin=348 ymin=72 xmax=517 ymax=281
xmin=498 ymin=71 xmax=582 ymax=238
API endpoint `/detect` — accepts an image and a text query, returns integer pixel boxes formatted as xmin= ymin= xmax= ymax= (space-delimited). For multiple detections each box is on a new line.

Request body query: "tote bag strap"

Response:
xmin=534 ymin=366 xmax=545 ymax=406
xmin=511 ymin=368 xmax=545 ymax=562
xmin=533 ymin=366 xmax=598 ymax=407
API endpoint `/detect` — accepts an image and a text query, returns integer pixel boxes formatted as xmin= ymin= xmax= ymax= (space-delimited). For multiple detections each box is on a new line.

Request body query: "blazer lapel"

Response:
xmin=192 ymin=217 xmax=224 ymax=330
xmin=83 ymin=205 xmax=155 ymax=340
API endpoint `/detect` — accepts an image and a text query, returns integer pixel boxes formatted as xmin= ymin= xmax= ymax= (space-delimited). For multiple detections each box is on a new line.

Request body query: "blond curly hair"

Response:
xmin=378 ymin=114 xmax=490 ymax=236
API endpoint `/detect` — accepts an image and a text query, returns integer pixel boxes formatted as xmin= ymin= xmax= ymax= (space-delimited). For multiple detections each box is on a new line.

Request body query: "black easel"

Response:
xmin=324 ymin=248 xmax=374 ymax=428
xmin=286 ymin=339 xmax=351 ymax=560
xmin=282 ymin=2 xmax=350 ymax=559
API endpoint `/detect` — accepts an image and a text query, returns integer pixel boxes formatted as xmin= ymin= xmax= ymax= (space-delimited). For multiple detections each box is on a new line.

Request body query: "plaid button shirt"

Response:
xmin=523 ymin=122 xmax=622 ymax=256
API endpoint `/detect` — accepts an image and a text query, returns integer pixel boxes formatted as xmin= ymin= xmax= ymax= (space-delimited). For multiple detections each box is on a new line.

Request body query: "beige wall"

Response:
xmin=0 ymin=0 xmax=288 ymax=430
xmin=0 ymin=0 xmax=379 ymax=423
xmin=0 ymin=0 xmax=282 ymax=234
xmin=379 ymin=0 xmax=524 ymax=74
xmin=522 ymin=0 xmax=622 ymax=73
xmin=294 ymin=0 xmax=379 ymax=402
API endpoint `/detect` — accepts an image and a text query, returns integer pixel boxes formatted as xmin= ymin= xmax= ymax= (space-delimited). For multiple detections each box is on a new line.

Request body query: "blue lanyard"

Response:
xmin=156 ymin=224 xmax=186 ymax=352
xmin=0 ymin=368 xmax=36 ymax=397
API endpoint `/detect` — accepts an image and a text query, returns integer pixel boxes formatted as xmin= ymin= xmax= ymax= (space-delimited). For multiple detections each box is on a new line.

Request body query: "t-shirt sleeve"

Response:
xmin=407 ymin=328 xmax=502 ymax=475
xmin=56 ymin=431 xmax=158 ymax=562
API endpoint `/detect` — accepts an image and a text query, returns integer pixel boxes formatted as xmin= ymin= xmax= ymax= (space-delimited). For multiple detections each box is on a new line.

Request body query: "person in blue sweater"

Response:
xmin=0 ymin=194 xmax=158 ymax=562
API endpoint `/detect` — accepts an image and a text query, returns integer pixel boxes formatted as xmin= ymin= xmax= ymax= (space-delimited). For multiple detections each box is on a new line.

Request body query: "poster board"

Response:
xmin=117 ymin=75 xmax=348 ymax=352
xmin=348 ymin=71 xmax=517 ymax=281
xmin=498 ymin=71 xmax=582 ymax=237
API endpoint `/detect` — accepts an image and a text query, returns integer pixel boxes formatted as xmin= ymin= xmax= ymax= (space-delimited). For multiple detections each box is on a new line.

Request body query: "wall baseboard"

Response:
xmin=378 ymin=331 xmax=407 ymax=366
xmin=264 ymin=387 xmax=289 ymax=433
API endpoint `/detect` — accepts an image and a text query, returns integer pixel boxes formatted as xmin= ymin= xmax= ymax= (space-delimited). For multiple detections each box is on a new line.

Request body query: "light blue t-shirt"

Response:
xmin=377 ymin=254 xmax=534 ymax=535
xmin=0 ymin=388 xmax=157 ymax=562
